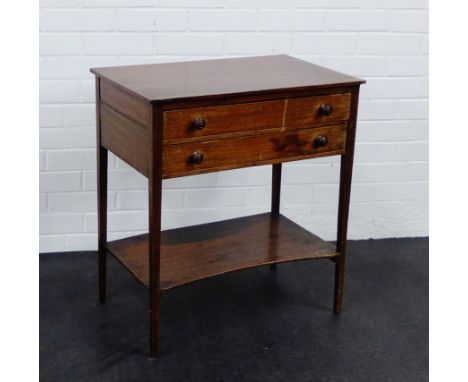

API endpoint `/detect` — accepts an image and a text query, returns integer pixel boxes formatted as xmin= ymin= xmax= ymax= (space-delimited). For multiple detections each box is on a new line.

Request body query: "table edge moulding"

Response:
xmin=91 ymin=54 xmax=365 ymax=358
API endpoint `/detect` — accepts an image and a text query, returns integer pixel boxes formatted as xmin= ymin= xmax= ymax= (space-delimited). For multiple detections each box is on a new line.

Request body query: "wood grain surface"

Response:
xmin=106 ymin=213 xmax=338 ymax=290
xmin=92 ymin=55 xmax=364 ymax=357
xmin=91 ymin=55 xmax=364 ymax=103
xmin=163 ymin=99 xmax=285 ymax=143
xmin=100 ymin=103 xmax=150 ymax=176
xmin=162 ymin=124 xmax=347 ymax=178
xmin=100 ymin=80 xmax=152 ymax=127
xmin=285 ymin=93 xmax=351 ymax=129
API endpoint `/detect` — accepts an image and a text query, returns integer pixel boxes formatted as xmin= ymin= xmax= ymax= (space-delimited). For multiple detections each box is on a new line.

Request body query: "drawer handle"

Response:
xmin=314 ymin=135 xmax=328 ymax=148
xmin=189 ymin=151 xmax=204 ymax=164
xmin=318 ymin=104 xmax=333 ymax=116
xmin=192 ymin=117 xmax=206 ymax=130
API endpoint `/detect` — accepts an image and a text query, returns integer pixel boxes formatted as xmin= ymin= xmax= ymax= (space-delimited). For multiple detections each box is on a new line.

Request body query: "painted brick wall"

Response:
xmin=39 ymin=0 xmax=429 ymax=252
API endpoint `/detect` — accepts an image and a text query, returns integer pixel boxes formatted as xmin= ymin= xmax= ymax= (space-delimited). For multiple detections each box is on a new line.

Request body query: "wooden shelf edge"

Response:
xmin=106 ymin=212 xmax=338 ymax=291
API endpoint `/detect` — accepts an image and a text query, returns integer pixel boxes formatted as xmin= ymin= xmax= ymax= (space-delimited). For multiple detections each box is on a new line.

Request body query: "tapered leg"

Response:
xmin=270 ymin=163 xmax=282 ymax=270
xmin=148 ymin=181 xmax=162 ymax=357
xmin=334 ymin=155 xmax=352 ymax=314
xmin=149 ymin=106 xmax=163 ymax=358
xmin=96 ymin=75 xmax=108 ymax=304
xmin=97 ymin=147 xmax=108 ymax=303
xmin=334 ymin=89 xmax=360 ymax=314
xmin=271 ymin=163 xmax=282 ymax=214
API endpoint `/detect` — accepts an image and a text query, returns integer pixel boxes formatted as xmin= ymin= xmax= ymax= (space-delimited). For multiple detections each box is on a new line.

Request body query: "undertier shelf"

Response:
xmin=106 ymin=212 xmax=338 ymax=290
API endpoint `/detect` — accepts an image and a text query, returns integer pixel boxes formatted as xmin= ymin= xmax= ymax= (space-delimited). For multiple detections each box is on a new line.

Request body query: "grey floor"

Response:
xmin=40 ymin=237 xmax=428 ymax=382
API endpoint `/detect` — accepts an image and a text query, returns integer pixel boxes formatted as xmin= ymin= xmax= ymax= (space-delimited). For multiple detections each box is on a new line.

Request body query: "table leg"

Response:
xmin=97 ymin=146 xmax=108 ymax=303
xmin=149 ymin=108 xmax=163 ymax=358
xmin=334 ymin=154 xmax=352 ymax=314
xmin=270 ymin=163 xmax=282 ymax=270
xmin=334 ymin=89 xmax=360 ymax=314
xmin=96 ymin=75 xmax=108 ymax=304
xmin=148 ymin=181 xmax=162 ymax=357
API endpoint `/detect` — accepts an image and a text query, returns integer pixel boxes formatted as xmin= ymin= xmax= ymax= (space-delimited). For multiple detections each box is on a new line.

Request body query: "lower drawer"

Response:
xmin=256 ymin=123 xmax=347 ymax=162
xmin=163 ymin=124 xmax=347 ymax=178
xmin=163 ymin=135 xmax=252 ymax=178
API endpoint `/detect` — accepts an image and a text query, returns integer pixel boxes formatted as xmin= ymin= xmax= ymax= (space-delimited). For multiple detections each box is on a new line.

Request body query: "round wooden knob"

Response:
xmin=314 ymin=135 xmax=328 ymax=148
xmin=318 ymin=104 xmax=333 ymax=116
xmin=192 ymin=117 xmax=206 ymax=130
xmin=189 ymin=151 xmax=204 ymax=164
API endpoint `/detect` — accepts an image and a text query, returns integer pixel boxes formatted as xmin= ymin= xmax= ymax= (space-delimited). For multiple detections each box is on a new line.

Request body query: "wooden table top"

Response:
xmin=90 ymin=55 xmax=364 ymax=104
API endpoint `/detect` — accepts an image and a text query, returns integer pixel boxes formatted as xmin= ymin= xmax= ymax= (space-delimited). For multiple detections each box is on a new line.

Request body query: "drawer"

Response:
xmin=163 ymin=124 xmax=346 ymax=178
xmin=163 ymin=100 xmax=285 ymax=143
xmin=163 ymin=135 xmax=253 ymax=177
xmin=285 ymin=93 xmax=351 ymax=130
xmin=255 ymin=124 xmax=347 ymax=162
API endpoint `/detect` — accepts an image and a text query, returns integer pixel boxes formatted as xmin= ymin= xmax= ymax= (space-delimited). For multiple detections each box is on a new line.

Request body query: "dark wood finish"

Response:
xmin=334 ymin=88 xmax=361 ymax=314
xmin=163 ymin=134 xmax=253 ymax=177
xmin=163 ymin=100 xmax=284 ymax=143
xmin=100 ymin=80 xmax=152 ymax=127
xmin=284 ymin=93 xmax=351 ymax=130
xmin=100 ymin=103 xmax=150 ymax=176
xmin=107 ymin=213 xmax=338 ymax=290
xmin=91 ymin=55 xmax=363 ymax=104
xmin=271 ymin=164 xmax=282 ymax=215
xmin=161 ymin=85 xmax=355 ymax=111
xmin=91 ymin=55 xmax=364 ymax=357
xmin=255 ymin=124 xmax=346 ymax=162
xmin=148 ymin=104 xmax=164 ymax=357
xmin=95 ymin=77 xmax=107 ymax=303
xmin=270 ymin=163 xmax=282 ymax=270
xmin=161 ymin=85 xmax=357 ymax=111
xmin=162 ymin=124 xmax=347 ymax=178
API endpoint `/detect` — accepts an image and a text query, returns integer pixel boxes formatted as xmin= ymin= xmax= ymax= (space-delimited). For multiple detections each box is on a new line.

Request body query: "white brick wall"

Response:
xmin=39 ymin=0 xmax=428 ymax=252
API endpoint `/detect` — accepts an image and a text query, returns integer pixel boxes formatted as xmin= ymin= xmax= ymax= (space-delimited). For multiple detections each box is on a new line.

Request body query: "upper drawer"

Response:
xmin=163 ymin=100 xmax=285 ymax=143
xmin=284 ymin=93 xmax=351 ymax=130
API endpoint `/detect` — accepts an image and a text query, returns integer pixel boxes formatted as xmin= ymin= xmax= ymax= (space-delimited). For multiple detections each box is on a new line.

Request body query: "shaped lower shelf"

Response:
xmin=106 ymin=212 xmax=338 ymax=291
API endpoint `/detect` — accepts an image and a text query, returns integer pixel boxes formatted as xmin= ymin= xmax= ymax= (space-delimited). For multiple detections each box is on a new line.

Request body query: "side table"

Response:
xmin=91 ymin=55 xmax=365 ymax=357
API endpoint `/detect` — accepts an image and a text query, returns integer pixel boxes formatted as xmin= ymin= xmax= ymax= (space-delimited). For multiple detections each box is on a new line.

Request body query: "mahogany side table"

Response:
xmin=91 ymin=55 xmax=365 ymax=357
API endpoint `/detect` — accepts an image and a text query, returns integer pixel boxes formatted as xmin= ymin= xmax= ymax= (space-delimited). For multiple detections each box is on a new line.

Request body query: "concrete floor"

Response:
xmin=40 ymin=237 xmax=428 ymax=382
